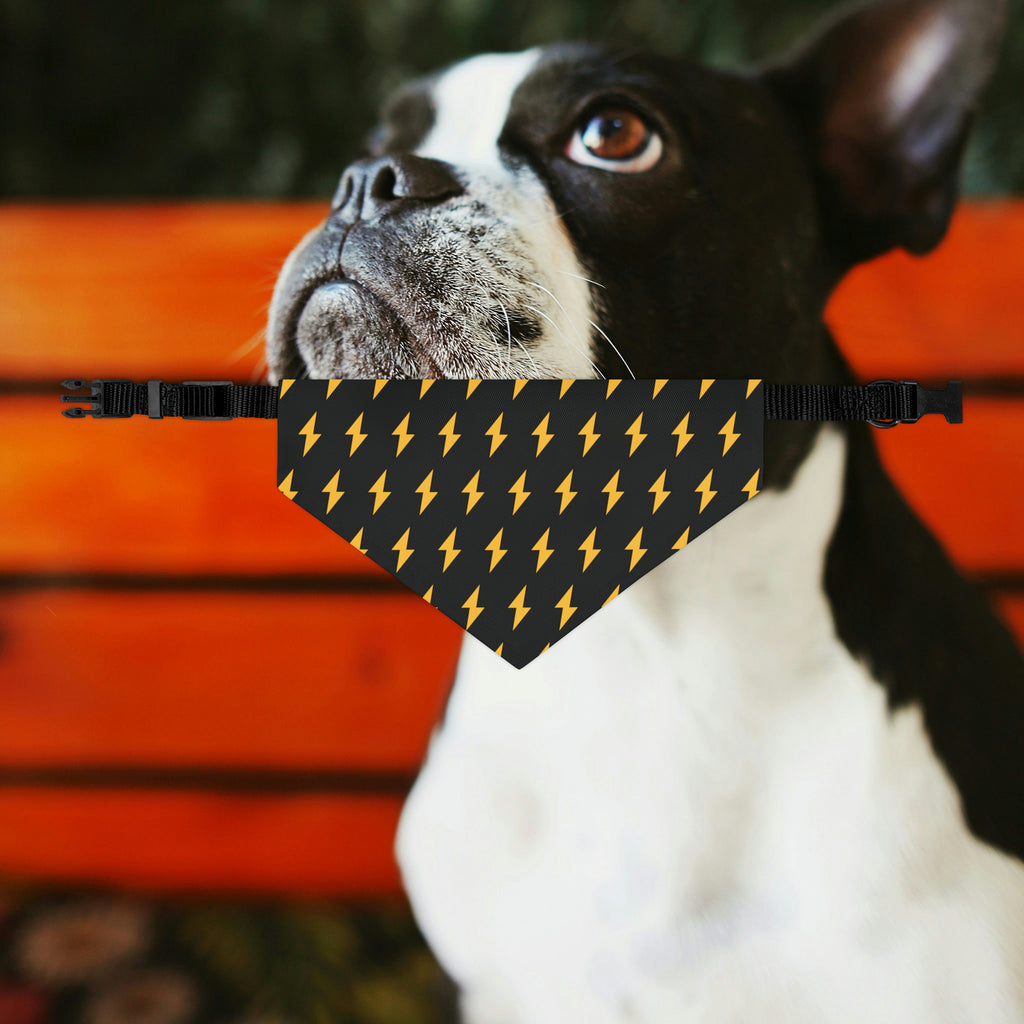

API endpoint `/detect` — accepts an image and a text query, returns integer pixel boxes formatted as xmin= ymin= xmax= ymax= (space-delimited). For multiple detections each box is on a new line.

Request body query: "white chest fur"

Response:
xmin=395 ymin=427 xmax=1024 ymax=1023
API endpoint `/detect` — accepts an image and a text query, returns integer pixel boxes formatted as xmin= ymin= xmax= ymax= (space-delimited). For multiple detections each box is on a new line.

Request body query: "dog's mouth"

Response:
xmin=275 ymin=268 xmax=548 ymax=382
xmin=290 ymin=276 xmax=424 ymax=378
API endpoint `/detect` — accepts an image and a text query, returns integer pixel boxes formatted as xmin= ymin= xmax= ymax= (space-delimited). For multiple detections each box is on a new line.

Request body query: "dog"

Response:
xmin=266 ymin=0 xmax=1024 ymax=1018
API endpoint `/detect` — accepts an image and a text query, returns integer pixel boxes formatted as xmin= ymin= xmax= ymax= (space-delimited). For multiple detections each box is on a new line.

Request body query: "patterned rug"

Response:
xmin=0 ymin=886 xmax=454 ymax=1024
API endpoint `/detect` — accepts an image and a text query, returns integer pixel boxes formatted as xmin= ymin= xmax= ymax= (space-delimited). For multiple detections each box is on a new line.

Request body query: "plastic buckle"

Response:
xmin=181 ymin=381 xmax=234 ymax=420
xmin=60 ymin=378 xmax=134 ymax=418
xmin=867 ymin=379 xmax=963 ymax=428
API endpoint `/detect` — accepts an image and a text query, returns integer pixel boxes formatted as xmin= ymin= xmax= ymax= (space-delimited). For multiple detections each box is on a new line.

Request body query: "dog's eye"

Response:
xmin=566 ymin=108 xmax=663 ymax=173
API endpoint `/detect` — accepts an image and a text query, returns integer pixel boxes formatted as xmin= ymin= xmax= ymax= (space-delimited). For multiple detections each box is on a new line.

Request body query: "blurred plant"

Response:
xmin=0 ymin=0 xmax=1019 ymax=198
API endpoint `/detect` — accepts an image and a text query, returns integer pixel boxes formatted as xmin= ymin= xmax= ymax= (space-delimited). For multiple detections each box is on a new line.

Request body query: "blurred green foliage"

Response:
xmin=0 ymin=0 xmax=1020 ymax=198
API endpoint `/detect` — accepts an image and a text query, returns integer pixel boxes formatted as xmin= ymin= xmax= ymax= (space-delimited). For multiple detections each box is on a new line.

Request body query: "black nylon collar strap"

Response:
xmin=60 ymin=378 xmax=963 ymax=427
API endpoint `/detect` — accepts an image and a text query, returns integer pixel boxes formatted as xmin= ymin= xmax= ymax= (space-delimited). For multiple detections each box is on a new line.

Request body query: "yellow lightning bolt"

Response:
xmin=373 ymin=379 xmax=388 ymax=398
xmin=532 ymin=528 xmax=553 ymax=571
xmin=673 ymin=412 xmax=694 ymax=455
xmin=603 ymin=470 xmax=623 ymax=513
xmin=392 ymin=528 xmax=414 ymax=570
xmin=322 ymin=470 xmax=344 ymax=513
xmin=416 ymin=470 xmax=437 ymax=513
xmin=559 ymin=380 xmax=574 ymax=398
xmin=626 ymin=528 xmax=647 ymax=571
xmin=439 ymin=413 xmax=461 ymax=456
xmin=463 ymin=470 xmax=484 ymax=513
xmin=653 ymin=379 xmax=668 ymax=398
xmin=719 ymin=413 xmax=741 ymax=455
xmin=419 ymin=380 xmax=434 ymax=398
xmin=743 ymin=469 xmax=761 ymax=501
xmin=392 ymin=413 xmax=414 ymax=455
xmin=513 ymin=379 xmax=528 ymax=398
xmin=555 ymin=470 xmax=577 ymax=514
xmin=346 ymin=412 xmax=367 ymax=455
xmin=626 ymin=413 xmax=647 ymax=456
xmin=327 ymin=379 xmax=342 ymax=398
xmin=509 ymin=471 xmax=531 ymax=513
xmin=279 ymin=379 xmax=295 ymax=397
xmin=695 ymin=470 xmax=717 ymax=513
xmin=278 ymin=469 xmax=297 ymax=500
xmin=463 ymin=586 xmax=484 ymax=628
xmin=555 ymin=586 xmax=577 ymax=629
xmin=486 ymin=528 xmax=507 ymax=571
xmin=699 ymin=379 xmax=715 ymax=398
xmin=578 ymin=413 xmax=600 ymax=455
xmin=299 ymin=413 xmax=321 ymax=456
xmin=603 ymin=584 xmax=620 ymax=607
xmin=606 ymin=379 xmax=621 ymax=398
xmin=423 ymin=585 xmax=434 ymax=604
xmin=533 ymin=413 xmax=553 ymax=456
xmin=369 ymin=470 xmax=391 ymax=513
xmin=746 ymin=378 xmax=762 ymax=398
xmin=649 ymin=470 xmax=670 ymax=513
xmin=486 ymin=413 xmax=507 ymax=456
xmin=439 ymin=528 xmax=461 ymax=571
xmin=579 ymin=528 xmax=600 ymax=571
xmin=466 ymin=379 xmax=481 ymax=398
xmin=673 ymin=527 xmax=690 ymax=550
xmin=350 ymin=527 xmax=368 ymax=554
xmin=509 ymin=586 xmax=531 ymax=629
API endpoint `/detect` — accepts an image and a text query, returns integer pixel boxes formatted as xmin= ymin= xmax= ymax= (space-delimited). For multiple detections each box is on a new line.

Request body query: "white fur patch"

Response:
xmin=416 ymin=51 xmax=603 ymax=380
xmin=396 ymin=427 xmax=1024 ymax=1022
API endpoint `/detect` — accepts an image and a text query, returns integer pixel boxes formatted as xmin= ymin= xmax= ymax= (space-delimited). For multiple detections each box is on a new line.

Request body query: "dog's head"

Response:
xmin=267 ymin=0 xmax=1003 ymax=392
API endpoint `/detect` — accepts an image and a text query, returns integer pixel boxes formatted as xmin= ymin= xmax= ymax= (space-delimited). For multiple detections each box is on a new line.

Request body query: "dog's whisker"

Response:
xmin=512 ymin=336 xmax=543 ymax=377
xmin=498 ymin=300 xmax=514 ymax=377
xmin=553 ymin=268 xmax=606 ymax=289
xmin=526 ymin=281 xmax=607 ymax=380
xmin=248 ymin=353 xmax=268 ymax=383
xmin=225 ymin=328 xmax=267 ymax=364
xmin=524 ymin=303 xmax=606 ymax=380
xmin=587 ymin=318 xmax=636 ymax=380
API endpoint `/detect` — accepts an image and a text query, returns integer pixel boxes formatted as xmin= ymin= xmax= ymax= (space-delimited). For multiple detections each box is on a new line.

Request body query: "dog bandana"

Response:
xmin=61 ymin=377 xmax=962 ymax=667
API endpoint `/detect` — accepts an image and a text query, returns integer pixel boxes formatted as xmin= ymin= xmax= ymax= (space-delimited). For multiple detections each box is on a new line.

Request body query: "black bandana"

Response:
xmin=60 ymin=376 xmax=962 ymax=668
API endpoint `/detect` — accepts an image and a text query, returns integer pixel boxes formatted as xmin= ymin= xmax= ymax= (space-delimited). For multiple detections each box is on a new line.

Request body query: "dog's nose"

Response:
xmin=330 ymin=155 xmax=464 ymax=224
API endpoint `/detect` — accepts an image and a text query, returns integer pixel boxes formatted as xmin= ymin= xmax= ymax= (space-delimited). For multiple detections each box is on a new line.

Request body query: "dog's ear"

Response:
xmin=763 ymin=0 xmax=1006 ymax=265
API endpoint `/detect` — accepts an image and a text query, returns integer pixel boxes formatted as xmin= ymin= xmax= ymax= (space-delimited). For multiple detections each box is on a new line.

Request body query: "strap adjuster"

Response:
xmin=180 ymin=381 xmax=234 ymax=420
xmin=867 ymin=379 xmax=963 ymax=428
xmin=60 ymin=379 xmax=134 ymax=418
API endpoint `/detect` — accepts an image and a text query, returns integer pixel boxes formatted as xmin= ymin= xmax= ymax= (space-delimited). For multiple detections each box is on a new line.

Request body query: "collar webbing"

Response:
xmin=60 ymin=378 xmax=963 ymax=428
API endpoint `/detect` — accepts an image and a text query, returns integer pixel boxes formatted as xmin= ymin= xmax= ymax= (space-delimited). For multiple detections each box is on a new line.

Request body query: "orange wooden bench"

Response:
xmin=0 ymin=202 xmax=1021 ymax=896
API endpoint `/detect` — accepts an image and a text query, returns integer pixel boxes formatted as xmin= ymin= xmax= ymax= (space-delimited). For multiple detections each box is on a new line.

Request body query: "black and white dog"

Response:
xmin=267 ymin=0 xmax=1024 ymax=1018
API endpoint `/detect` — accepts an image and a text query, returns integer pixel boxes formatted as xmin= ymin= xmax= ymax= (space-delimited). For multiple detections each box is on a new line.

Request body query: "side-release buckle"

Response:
xmin=867 ymin=380 xmax=963 ymax=428
xmin=60 ymin=378 xmax=134 ymax=418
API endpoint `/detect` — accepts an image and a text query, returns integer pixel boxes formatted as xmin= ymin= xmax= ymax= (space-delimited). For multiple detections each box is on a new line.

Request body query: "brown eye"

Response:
xmin=566 ymin=107 xmax=663 ymax=173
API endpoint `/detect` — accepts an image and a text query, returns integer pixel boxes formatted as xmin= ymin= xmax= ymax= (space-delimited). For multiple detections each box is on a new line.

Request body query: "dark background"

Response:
xmin=1 ymin=0 xmax=1021 ymax=199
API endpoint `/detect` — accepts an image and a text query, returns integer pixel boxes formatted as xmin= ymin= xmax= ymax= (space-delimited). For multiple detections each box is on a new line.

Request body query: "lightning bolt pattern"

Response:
xmin=277 ymin=378 xmax=763 ymax=668
xmin=392 ymin=413 xmax=414 ymax=455
xmin=299 ymin=413 xmax=321 ymax=456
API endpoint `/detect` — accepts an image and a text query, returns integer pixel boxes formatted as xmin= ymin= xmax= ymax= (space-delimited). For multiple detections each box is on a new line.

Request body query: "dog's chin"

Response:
xmin=293 ymin=281 xmax=432 ymax=379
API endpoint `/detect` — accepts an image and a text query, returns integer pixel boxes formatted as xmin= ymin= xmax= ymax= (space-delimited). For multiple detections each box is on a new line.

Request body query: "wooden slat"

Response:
xmin=3 ymin=393 xmax=1021 ymax=575
xmin=0 ymin=788 xmax=403 ymax=896
xmin=873 ymin=398 xmax=1024 ymax=573
xmin=0 ymin=395 xmax=378 ymax=574
xmin=0 ymin=203 xmax=323 ymax=378
xmin=996 ymin=595 xmax=1024 ymax=645
xmin=1 ymin=202 xmax=1023 ymax=380
xmin=0 ymin=590 xmax=460 ymax=769
xmin=829 ymin=202 xmax=1024 ymax=378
